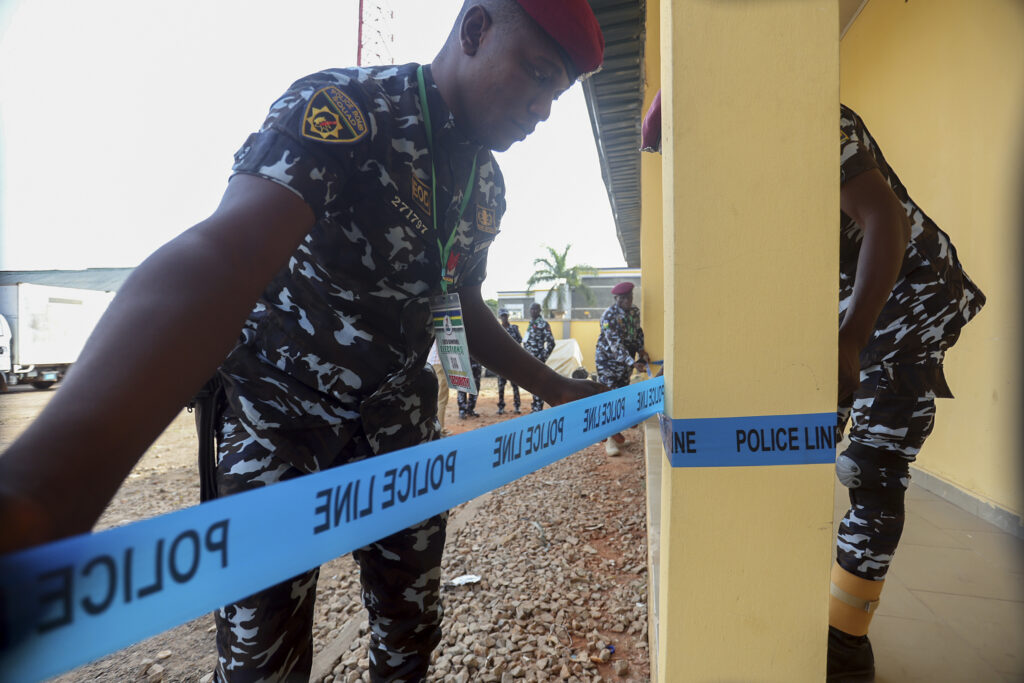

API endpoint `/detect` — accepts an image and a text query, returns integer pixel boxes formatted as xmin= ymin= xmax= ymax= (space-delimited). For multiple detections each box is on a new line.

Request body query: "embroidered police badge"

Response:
xmin=302 ymin=86 xmax=368 ymax=143
xmin=411 ymin=174 xmax=432 ymax=216
xmin=475 ymin=205 xmax=497 ymax=234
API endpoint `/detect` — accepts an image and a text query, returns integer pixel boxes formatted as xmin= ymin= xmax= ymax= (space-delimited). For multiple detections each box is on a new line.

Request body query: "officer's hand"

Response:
xmin=546 ymin=377 xmax=608 ymax=407
xmin=0 ymin=486 xmax=53 ymax=554
xmin=838 ymin=334 xmax=861 ymax=402
xmin=634 ymin=359 xmax=648 ymax=374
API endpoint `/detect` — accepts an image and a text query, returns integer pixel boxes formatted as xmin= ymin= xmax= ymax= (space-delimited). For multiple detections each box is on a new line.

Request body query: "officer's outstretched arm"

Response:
xmin=0 ymin=175 xmax=315 ymax=553
xmin=459 ymin=286 xmax=606 ymax=406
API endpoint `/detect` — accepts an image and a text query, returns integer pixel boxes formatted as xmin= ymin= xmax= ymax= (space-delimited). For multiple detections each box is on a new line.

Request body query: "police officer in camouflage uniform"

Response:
xmin=826 ymin=104 xmax=985 ymax=681
xmin=594 ymin=281 xmax=648 ymax=455
xmin=0 ymin=2 xmax=607 ymax=682
xmin=455 ymin=358 xmax=483 ymax=418
xmin=522 ymin=302 xmax=556 ymax=412
xmin=595 ymin=281 xmax=647 ymax=388
xmin=496 ymin=309 xmax=523 ymax=414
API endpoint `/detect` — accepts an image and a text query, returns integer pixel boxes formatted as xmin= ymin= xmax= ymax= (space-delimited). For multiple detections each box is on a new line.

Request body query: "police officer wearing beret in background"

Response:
xmin=594 ymin=281 xmax=648 ymax=456
xmin=0 ymin=2 xmax=606 ymax=681
xmin=496 ymin=309 xmax=523 ymax=414
xmin=641 ymin=93 xmax=985 ymax=682
xmin=522 ymin=301 xmax=556 ymax=412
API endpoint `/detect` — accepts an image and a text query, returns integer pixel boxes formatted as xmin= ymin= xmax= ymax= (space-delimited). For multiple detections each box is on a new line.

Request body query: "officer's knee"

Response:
xmin=837 ymin=441 xmax=910 ymax=512
xmin=836 ymin=453 xmax=862 ymax=489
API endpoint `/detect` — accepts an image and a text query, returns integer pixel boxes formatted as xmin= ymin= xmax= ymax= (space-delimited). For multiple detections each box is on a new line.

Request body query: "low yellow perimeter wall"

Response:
xmin=506 ymin=318 xmax=602 ymax=376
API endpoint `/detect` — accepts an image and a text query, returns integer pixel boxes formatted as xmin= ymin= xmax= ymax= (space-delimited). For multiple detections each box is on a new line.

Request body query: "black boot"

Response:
xmin=497 ymin=406 xmax=505 ymax=415
xmin=827 ymin=626 xmax=874 ymax=682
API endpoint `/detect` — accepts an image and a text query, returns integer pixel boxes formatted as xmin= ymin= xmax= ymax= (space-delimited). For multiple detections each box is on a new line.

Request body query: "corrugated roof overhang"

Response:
xmin=583 ymin=0 xmax=646 ymax=267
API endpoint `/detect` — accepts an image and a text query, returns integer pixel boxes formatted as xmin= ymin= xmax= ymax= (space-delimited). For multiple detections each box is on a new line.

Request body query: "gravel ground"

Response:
xmin=1 ymin=378 xmax=651 ymax=682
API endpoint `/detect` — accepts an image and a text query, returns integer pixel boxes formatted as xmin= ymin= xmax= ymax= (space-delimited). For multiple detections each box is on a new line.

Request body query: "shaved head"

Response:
xmin=446 ymin=0 xmax=530 ymax=45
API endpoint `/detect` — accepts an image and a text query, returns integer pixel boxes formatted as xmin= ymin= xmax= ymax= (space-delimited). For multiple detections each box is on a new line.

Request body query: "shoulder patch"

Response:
xmin=476 ymin=205 xmax=497 ymax=234
xmin=301 ymin=86 xmax=368 ymax=143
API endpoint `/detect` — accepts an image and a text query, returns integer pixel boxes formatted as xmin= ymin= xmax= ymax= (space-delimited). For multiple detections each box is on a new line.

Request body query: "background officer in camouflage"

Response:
xmin=0 ymin=1 xmax=606 ymax=682
xmin=827 ymin=104 xmax=985 ymax=681
xmin=522 ymin=302 xmax=556 ymax=411
xmin=496 ymin=309 xmax=523 ymax=414
xmin=455 ymin=358 xmax=483 ymax=418
xmin=594 ymin=281 xmax=648 ymax=456
xmin=595 ymin=281 xmax=648 ymax=389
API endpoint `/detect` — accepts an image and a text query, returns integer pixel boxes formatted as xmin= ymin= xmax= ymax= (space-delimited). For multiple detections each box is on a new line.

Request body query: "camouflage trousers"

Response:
xmin=496 ymin=376 xmax=520 ymax=411
xmin=835 ymin=363 xmax=937 ymax=581
xmin=455 ymin=361 xmax=482 ymax=414
xmin=211 ymin=413 xmax=447 ymax=683
xmin=596 ymin=360 xmax=633 ymax=390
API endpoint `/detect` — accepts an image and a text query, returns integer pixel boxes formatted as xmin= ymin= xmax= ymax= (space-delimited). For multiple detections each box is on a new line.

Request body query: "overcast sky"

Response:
xmin=0 ymin=0 xmax=626 ymax=299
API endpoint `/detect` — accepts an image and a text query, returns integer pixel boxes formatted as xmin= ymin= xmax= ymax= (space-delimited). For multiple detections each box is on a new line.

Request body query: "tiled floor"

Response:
xmin=833 ymin=479 xmax=1024 ymax=682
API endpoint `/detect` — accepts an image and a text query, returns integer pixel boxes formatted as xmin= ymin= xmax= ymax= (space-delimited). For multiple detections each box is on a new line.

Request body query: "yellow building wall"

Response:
xmin=567 ymin=319 xmax=600 ymax=373
xmin=657 ymin=1 xmax=837 ymax=679
xmin=840 ymin=0 xmax=1024 ymax=519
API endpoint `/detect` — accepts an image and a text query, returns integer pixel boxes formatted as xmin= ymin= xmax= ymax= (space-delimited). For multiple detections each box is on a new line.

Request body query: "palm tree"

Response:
xmin=526 ymin=244 xmax=596 ymax=317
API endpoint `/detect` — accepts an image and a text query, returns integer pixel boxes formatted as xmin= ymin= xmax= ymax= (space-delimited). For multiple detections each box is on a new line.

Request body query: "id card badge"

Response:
xmin=430 ymin=293 xmax=477 ymax=395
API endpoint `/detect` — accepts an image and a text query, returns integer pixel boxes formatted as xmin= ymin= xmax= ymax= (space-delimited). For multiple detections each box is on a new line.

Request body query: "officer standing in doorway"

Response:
xmin=825 ymin=104 xmax=985 ymax=681
xmin=522 ymin=301 xmax=556 ymax=411
xmin=640 ymin=93 xmax=986 ymax=682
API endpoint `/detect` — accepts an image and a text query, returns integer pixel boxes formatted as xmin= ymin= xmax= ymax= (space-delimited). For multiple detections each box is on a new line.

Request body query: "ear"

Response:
xmin=460 ymin=5 xmax=493 ymax=56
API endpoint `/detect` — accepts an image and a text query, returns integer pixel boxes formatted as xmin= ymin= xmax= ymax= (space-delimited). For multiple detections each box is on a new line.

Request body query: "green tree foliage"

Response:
xmin=526 ymin=244 xmax=596 ymax=316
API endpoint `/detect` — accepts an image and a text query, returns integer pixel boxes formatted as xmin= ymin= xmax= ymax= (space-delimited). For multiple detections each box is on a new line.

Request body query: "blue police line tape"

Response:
xmin=0 ymin=377 xmax=667 ymax=683
xmin=658 ymin=412 xmax=837 ymax=467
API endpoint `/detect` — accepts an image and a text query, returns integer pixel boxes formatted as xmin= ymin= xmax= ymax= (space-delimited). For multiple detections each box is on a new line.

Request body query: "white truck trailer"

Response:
xmin=0 ymin=283 xmax=115 ymax=390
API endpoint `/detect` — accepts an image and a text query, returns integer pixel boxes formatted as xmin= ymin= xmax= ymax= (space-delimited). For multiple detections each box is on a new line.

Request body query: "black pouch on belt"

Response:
xmin=189 ymin=374 xmax=225 ymax=503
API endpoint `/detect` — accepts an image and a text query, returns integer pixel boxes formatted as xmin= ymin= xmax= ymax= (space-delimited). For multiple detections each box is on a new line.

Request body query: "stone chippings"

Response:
xmin=313 ymin=426 xmax=650 ymax=682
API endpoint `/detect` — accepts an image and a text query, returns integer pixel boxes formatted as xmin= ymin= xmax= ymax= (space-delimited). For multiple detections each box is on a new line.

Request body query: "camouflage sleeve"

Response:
xmin=840 ymin=104 xmax=878 ymax=186
xmin=460 ymin=157 xmax=507 ymax=288
xmin=231 ymin=73 xmax=374 ymax=218
xmin=510 ymin=325 xmax=522 ymax=344
xmin=543 ymin=321 xmax=555 ymax=358
xmin=635 ymin=308 xmax=645 ymax=353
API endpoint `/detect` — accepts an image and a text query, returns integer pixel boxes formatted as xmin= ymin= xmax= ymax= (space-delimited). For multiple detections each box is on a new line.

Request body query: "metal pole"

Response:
xmin=356 ymin=0 xmax=365 ymax=65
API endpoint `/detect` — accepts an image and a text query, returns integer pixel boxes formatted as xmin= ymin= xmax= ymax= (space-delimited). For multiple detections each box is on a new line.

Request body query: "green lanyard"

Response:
xmin=417 ymin=65 xmax=478 ymax=293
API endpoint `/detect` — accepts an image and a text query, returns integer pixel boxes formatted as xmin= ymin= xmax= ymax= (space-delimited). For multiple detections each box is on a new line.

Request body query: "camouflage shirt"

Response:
xmin=523 ymin=317 xmax=555 ymax=362
xmin=503 ymin=323 xmax=523 ymax=345
xmin=595 ymin=303 xmax=644 ymax=369
xmin=219 ymin=64 xmax=505 ymax=469
xmin=840 ymin=105 xmax=984 ymax=387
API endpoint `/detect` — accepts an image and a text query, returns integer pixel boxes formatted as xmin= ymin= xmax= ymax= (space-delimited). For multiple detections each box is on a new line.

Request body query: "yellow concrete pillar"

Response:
xmin=656 ymin=1 xmax=838 ymax=680
xmin=640 ymin=0 xmax=663 ymax=367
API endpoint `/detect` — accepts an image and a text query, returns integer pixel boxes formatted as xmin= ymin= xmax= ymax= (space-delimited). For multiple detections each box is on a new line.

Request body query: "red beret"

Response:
xmin=640 ymin=89 xmax=661 ymax=153
xmin=611 ymin=281 xmax=634 ymax=296
xmin=515 ymin=0 xmax=604 ymax=78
